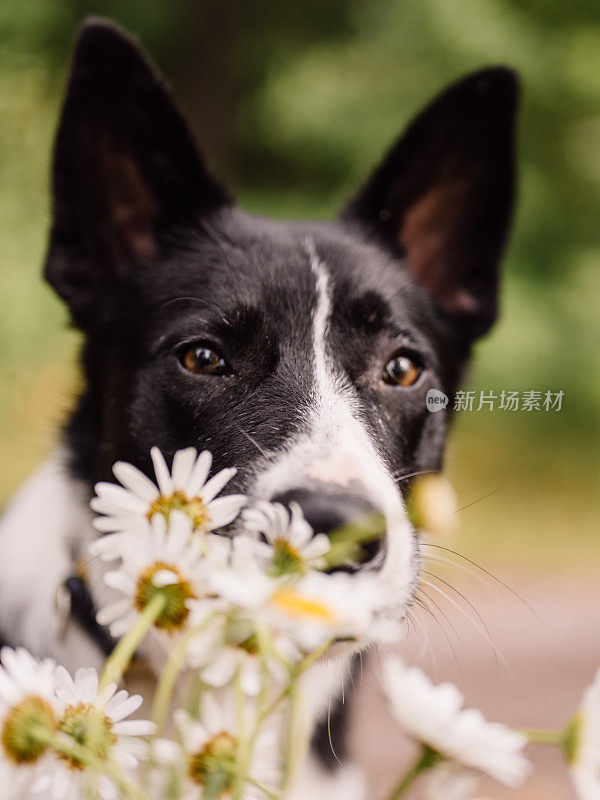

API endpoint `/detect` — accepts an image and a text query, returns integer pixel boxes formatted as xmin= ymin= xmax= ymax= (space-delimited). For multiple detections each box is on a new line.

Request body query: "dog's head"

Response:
xmin=45 ymin=20 xmax=518 ymax=624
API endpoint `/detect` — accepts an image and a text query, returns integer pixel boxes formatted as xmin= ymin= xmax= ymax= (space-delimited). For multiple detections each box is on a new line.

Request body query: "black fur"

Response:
xmin=43 ymin=18 xmax=518 ymax=772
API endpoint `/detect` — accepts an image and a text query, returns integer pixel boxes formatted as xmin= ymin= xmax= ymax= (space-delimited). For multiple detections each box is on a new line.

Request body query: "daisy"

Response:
xmin=91 ymin=447 xmax=246 ymax=535
xmin=206 ymin=536 xmax=283 ymax=613
xmin=381 ymin=657 xmax=530 ymax=787
xmin=185 ymin=598 xmax=291 ymax=696
xmin=144 ymin=737 xmax=193 ymax=800
xmin=31 ymin=666 xmax=155 ymax=800
xmin=241 ymin=501 xmax=330 ymax=576
xmin=210 ymin=538 xmax=388 ymax=653
xmin=174 ymin=696 xmax=278 ymax=800
xmin=262 ymin=570 xmax=387 ymax=653
xmin=0 ymin=647 xmax=58 ymax=792
xmin=96 ymin=511 xmax=212 ymax=637
xmin=567 ymin=667 xmax=600 ymax=800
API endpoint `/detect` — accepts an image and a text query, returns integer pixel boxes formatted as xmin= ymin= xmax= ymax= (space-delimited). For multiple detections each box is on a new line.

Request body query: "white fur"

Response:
xmin=0 ymin=452 xmax=104 ymax=671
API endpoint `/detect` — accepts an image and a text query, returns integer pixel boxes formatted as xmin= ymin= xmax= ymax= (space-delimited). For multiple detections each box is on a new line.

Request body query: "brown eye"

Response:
xmin=181 ymin=345 xmax=229 ymax=376
xmin=383 ymin=354 xmax=422 ymax=387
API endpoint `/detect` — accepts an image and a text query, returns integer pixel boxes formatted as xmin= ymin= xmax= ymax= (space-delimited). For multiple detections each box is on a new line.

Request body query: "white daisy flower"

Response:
xmin=144 ymin=737 xmax=193 ymax=800
xmin=262 ymin=570 xmax=387 ymax=653
xmin=567 ymin=667 xmax=600 ymax=800
xmin=91 ymin=447 xmax=246 ymax=535
xmin=241 ymin=501 xmax=330 ymax=576
xmin=209 ymin=538 xmax=387 ymax=653
xmin=31 ymin=666 xmax=155 ymax=800
xmin=207 ymin=536 xmax=282 ymax=612
xmin=96 ymin=511 xmax=214 ymax=637
xmin=174 ymin=696 xmax=278 ymax=799
xmin=381 ymin=657 xmax=530 ymax=787
xmin=186 ymin=598 xmax=291 ymax=696
xmin=0 ymin=648 xmax=59 ymax=792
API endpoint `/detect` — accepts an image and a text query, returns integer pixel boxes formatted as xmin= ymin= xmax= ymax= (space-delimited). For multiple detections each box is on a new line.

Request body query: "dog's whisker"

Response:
xmin=404 ymin=606 xmax=434 ymax=663
xmin=414 ymin=592 xmax=463 ymax=678
xmin=161 ymin=296 xmax=208 ymax=309
xmin=237 ymin=427 xmax=270 ymax=459
xmin=391 ymin=468 xmax=432 ymax=482
xmin=419 ymin=575 xmax=511 ymax=677
xmin=419 ymin=542 xmax=542 ymax=622
xmin=420 ymin=550 xmax=496 ymax=590
xmin=414 ymin=589 xmax=466 ymax=649
xmin=326 ymin=662 xmax=343 ymax=768
xmin=346 ymin=658 xmax=356 ymax=692
xmin=421 ymin=570 xmax=495 ymax=645
xmin=453 ymin=487 xmax=502 ymax=514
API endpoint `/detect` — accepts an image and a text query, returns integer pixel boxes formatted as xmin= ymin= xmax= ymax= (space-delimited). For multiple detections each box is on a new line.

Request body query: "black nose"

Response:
xmin=272 ymin=486 xmax=385 ymax=569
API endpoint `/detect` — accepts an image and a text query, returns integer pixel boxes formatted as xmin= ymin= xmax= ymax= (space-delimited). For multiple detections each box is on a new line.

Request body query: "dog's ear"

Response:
xmin=343 ymin=68 xmax=518 ymax=339
xmin=45 ymin=18 xmax=230 ymax=327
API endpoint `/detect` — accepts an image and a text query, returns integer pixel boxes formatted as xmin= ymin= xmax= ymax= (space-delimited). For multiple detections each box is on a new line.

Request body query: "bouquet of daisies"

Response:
xmin=0 ymin=448 xmax=597 ymax=800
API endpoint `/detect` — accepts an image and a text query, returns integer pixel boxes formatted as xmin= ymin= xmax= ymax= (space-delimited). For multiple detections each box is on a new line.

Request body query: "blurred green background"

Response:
xmin=0 ymin=0 xmax=598 ymax=569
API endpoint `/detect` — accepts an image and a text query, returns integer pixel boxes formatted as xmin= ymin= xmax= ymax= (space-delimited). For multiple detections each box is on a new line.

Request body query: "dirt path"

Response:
xmin=349 ymin=569 xmax=600 ymax=799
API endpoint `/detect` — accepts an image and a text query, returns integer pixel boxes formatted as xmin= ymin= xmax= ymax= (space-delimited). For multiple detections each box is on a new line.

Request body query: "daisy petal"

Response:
xmin=112 ymin=719 xmax=157 ymax=737
xmin=151 ymin=447 xmax=173 ymax=496
xmin=97 ymin=599 xmax=132 ymax=626
xmin=106 ymin=692 xmax=143 ymax=722
xmin=112 ymin=461 xmax=159 ymax=503
xmin=206 ymin=494 xmax=246 ymax=529
xmin=186 ymin=450 xmax=213 ymax=496
xmin=171 ymin=447 xmax=198 ymax=492
xmin=93 ymin=483 xmax=148 ymax=514
xmin=200 ymin=468 xmax=237 ymax=504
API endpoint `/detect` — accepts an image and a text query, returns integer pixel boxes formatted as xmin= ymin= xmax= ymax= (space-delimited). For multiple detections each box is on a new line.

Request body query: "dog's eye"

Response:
xmin=383 ymin=353 xmax=422 ymax=387
xmin=180 ymin=344 xmax=229 ymax=376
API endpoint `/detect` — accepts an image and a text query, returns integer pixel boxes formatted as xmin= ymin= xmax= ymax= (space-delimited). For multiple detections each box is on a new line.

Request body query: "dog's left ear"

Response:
xmin=343 ymin=68 xmax=518 ymax=339
xmin=45 ymin=18 xmax=230 ymax=327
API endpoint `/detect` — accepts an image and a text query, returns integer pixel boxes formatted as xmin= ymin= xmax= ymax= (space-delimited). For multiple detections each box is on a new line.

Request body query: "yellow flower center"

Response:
xmin=271 ymin=587 xmax=336 ymax=623
xmin=188 ymin=731 xmax=237 ymax=796
xmin=270 ymin=538 xmax=304 ymax=577
xmin=135 ymin=561 xmax=195 ymax=631
xmin=1 ymin=695 xmax=56 ymax=764
xmin=58 ymin=703 xmax=116 ymax=769
xmin=148 ymin=490 xmax=211 ymax=531
xmin=223 ymin=619 xmax=260 ymax=656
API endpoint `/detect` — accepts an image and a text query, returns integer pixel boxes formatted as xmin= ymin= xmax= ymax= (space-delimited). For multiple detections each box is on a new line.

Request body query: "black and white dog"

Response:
xmin=0 ymin=19 xmax=518 ymax=798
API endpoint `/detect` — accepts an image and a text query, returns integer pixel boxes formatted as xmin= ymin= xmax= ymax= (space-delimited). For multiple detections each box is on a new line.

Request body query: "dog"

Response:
xmin=0 ymin=18 xmax=518 ymax=799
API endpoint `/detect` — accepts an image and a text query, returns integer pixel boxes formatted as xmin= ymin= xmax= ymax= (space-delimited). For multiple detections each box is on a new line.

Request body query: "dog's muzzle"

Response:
xmin=272 ymin=482 xmax=385 ymax=570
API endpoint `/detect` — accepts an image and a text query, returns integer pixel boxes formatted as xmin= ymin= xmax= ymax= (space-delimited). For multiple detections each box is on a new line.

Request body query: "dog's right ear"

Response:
xmin=45 ymin=19 xmax=230 ymax=327
xmin=342 ymin=68 xmax=518 ymax=341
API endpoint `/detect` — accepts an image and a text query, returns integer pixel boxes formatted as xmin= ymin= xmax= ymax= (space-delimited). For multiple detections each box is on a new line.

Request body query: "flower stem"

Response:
xmin=32 ymin=726 xmax=149 ymax=800
xmin=245 ymin=776 xmax=281 ymax=800
xmin=258 ymin=637 xmax=335 ymax=726
xmin=520 ymin=728 xmax=564 ymax=746
xmin=231 ymin=667 xmax=248 ymax=800
xmin=100 ymin=594 xmax=166 ymax=690
xmin=151 ymin=610 xmax=221 ymax=734
xmin=281 ymin=681 xmax=303 ymax=791
xmin=384 ymin=746 xmax=439 ymax=800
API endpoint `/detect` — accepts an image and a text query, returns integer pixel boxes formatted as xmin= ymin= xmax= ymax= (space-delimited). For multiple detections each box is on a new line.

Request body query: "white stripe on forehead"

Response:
xmin=303 ymin=236 xmax=363 ymax=437
xmin=306 ymin=237 xmax=333 ymax=404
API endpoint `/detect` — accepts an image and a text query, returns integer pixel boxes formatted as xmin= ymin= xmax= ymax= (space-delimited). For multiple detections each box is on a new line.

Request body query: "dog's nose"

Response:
xmin=271 ymin=486 xmax=384 ymax=568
